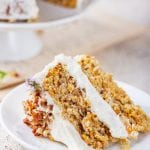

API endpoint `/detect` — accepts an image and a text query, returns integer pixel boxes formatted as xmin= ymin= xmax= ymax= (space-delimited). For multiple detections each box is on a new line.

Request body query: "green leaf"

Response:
xmin=0 ymin=70 xmax=7 ymax=80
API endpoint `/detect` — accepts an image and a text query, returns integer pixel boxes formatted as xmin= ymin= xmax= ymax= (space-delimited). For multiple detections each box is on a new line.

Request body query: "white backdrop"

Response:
xmin=97 ymin=0 xmax=150 ymax=25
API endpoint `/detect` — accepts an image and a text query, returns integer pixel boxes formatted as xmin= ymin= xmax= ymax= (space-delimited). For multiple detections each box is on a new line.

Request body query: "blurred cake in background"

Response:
xmin=0 ymin=0 xmax=39 ymax=22
xmin=0 ymin=0 xmax=86 ymax=22
xmin=46 ymin=0 xmax=86 ymax=8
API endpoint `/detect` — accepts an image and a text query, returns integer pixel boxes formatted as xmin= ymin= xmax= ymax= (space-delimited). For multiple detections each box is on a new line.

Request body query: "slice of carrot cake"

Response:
xmin=23 ymin=54 xmax=150 ymax=150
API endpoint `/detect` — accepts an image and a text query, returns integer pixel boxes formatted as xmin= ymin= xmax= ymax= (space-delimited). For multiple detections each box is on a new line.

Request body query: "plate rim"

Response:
xmin=0 ymin=84 xmax=38 ymax=150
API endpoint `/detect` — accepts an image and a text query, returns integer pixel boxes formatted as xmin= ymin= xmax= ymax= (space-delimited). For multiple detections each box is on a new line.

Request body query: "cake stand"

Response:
xmin=0 ymin=0 xmax=97 ymax=61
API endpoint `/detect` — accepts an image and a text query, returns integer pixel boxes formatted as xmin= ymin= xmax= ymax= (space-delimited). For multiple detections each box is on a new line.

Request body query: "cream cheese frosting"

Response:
xmin=51 ymin=105 xmax=92 ymax=150
xmin=37 ymin=91 xmax=92 ymax=150
xmin=33 ymin=57 xmax=93 ymax=150
xmin=33 ymin=54 xmax=128 ymax=138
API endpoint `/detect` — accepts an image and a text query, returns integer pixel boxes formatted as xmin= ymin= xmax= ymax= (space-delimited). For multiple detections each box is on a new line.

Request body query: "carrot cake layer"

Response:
xmin=76 ymin=55 xmax=150 ymax=140
xmin=43 ymin=63 xmax=115 ymax=149
xmin=23 ymin=88 xmax=91 ymax=150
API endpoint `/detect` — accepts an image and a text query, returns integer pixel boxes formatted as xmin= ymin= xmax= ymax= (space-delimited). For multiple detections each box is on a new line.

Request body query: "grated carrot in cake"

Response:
xmin=77 ymin=55 xmax=150 ymax=139
xmin=43 ymin=63 xmax=118 ymax=149
xmin=23 ymin=54 xmax=150 ymax=150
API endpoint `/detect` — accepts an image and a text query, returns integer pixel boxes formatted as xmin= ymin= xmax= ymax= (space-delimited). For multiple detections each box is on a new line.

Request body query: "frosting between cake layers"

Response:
xmin=51 ymin=105 xmax=92 ymax=150
xmin=35 ymin=91 xmax=92 ymax=150
xmin=33 ymin=54 xmax=128 ymax=139
xmin=37 ymin=91 xmax=92 ymax=150
xmin=33 ymin=61 xmax=92 ymax=150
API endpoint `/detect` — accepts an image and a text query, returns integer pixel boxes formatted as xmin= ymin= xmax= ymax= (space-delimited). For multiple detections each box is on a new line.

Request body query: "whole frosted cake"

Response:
xmin=0 ymin=0 xmax=39 ymax=22
xmin=23 ymin=54 xmax=150 ymax=150
xmin=0 ymin=0 xmax=86 ymax=22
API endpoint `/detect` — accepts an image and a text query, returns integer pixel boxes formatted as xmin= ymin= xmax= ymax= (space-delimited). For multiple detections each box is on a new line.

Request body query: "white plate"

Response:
xmin=0 ymin=81 xmax=150 ymax=150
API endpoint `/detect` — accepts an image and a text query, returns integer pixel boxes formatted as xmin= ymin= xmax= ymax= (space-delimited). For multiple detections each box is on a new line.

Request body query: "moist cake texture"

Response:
xmin=23 ymin=89 xmax=54 ymax=140
xmin=43 ymin=63 xmax=115 ymax=149
xmin=76 ymin=55 xmax=150 ymax=139
xmin=23 ymin=54 xmax=150 ymax=150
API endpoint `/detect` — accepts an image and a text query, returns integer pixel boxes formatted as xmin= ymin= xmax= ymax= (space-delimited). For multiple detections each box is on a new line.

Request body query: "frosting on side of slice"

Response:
xmin=51 ymin=105 xmax=92 ymax=150
xmin=41 ymin=92 xmax=92 ymax=150
xmin=34 ymin=54 xmax=128 ymax=138
xmin=34 ymin=70 xmax=92 ymax=150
